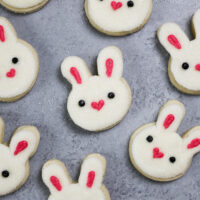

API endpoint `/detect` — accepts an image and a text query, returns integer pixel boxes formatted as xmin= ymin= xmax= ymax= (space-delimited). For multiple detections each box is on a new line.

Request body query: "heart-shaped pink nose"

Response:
xmin=153 ymin=148 xmax=164 ymax=159
xmin=195 ymin=64 xmax=200 ymax=71
xmin=111 ymin=1 xmax=123 ymax=10
xmin=6 ymin=68 xmax=16 ymax=78
xmin=91 ymin=100 xmax=105 ymax=111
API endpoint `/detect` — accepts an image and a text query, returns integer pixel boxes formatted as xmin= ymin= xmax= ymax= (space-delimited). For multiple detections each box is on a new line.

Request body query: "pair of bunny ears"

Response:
xmin=158 ymin=9 xmax=200 ymax=55
xmin=61 ymin=46 xmax=124 ymax=86
xmin=0 ymin=0 xmax=49 ymax=14
xmin=0 ymin=117 xmax=40 ymax=163
xmin=42 ymin=154 xmax=107 ymax=193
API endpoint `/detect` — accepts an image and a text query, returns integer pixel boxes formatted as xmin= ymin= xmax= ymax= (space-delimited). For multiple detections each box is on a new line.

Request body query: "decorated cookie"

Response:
xmin=0 ymin=117 xmax=40 ymax=196
xmin=42 ymin=154 xmax=110 ymax=200
xmin=0 ymin=0 xmax=48 ymax=13
xmin=129 ymin=100 xmax=200 ymax=181
xmin=158 ymin=10 xmax=200 ymax=94
xmin=61 ymin=46 xmax=132 ymax=132
xmin=85 ymin=0 xmax=153 ymax=36
xmin=0 ymin=17 xmax=39 ymax=102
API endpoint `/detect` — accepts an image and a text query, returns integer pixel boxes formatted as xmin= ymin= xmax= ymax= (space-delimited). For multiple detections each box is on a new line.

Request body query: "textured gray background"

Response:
xmin=0 ymin=0 xmax=200 ymax=199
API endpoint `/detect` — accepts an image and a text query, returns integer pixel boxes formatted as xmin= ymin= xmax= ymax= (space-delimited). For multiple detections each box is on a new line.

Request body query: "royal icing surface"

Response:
xmin=129 ymin=100 xmax=200 ymax=181
xmin=0 ymin=17 xmax=39 ymax=101
xmin=61 ymin=46 xmax=132 ymax=131
xmin=42 ymin=154 xmax=110 ymax=200
xmin=158 ymin=10 xmax=200 ymax=94
xmin=0 ymin=117 xmax=40 ymax=196
xmin=85 ymin=0 xmax=152 ymax=35
xmin=1 ymin=0 xmax=46 ymax=9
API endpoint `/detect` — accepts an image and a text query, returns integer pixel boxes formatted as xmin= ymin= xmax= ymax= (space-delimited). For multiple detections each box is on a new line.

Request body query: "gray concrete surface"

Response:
xmin=1 ymin=0 xmax=200 ymax=199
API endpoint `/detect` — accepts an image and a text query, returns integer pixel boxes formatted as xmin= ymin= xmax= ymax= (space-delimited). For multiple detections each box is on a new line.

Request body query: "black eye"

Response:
xmin=169 ymin=157 xmax=176 ymax=163
xmin=146 ymin=135 xmax=153 ymax=143
xmin=2 ymin=170 xmax=9 ymax=178
xmin=127 ymin=0 xmax=134 ymax=7
xmin=12 ymin=57 xmax=19 ymax=64
xmin=182 ymin=62 xmax=189 ymax=70
xmin=108 ymin=92 xmax=115 ymax=99
xmin=78 ymin=100 xmax=85 ymax=107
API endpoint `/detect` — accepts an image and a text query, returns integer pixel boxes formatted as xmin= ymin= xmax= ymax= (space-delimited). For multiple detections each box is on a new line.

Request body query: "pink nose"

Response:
xmin=111 ymin=1 xmax=123 ymax=10
xmin=195 ymin=64 xmax=200 ymax=71
xmin=6 ymin=68 xmax=16 ymax=78
xmin=91 ymin=100 xmax=105 ymax=111
xmin=153 ymin=148 xmax=164 ymax=159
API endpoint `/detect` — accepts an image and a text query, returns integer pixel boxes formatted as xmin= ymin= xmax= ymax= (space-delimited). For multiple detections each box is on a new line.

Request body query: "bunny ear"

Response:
xmin=61 ymin=56 xmax=91 ymax=86
xmin=97 ymin=46 xmax=123 ymax=79
xmin=78 ymin=154 xmax=106 ymax=189
xmin=192 ymin=10 xmax=200 ymax=39
xmin=157 ymin=23 xmax=189 ymax=55
xmin=156 ymin=100 xmax=185 ymax=133
xmin=0 ymin=117 xmax=5 ymax=143
xmin=183 ymin=127 xmax=200 ymax=157
xmin=42 ymin=160 xmax=72 ymax=195
xmin=0 ymin=17 xmax=17 ymax=43
xmin=9 ymin=126 xmax=40 ymax=163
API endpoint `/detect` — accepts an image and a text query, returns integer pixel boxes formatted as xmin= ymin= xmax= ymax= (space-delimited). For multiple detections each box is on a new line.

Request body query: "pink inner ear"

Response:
xmin=106 ymin=58 xmax=114 ymax=77
xmin=187 ymin=138 xmax=200 ymax=149
xmin=168 ymin=35 xmax=182 ymax=49
xmin=70 ymin=67 xmax=82 ymax=84
xmin=0 ymin=25 xmax=5 ymax=42
xmin=86 ymin=171 xmax=95 ymax=188
xmin=14 ymin=140 xmax=28 ymax=156
xmin=50 ymin=176 xmax=62 ymax=191
xmin=163 ymin=114 xmax=175 ymax=129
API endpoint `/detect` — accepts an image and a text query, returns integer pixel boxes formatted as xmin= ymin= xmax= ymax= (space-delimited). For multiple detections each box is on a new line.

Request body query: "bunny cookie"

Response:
xmin=85 ymin=0 xmax=152 ymax=36
xmin=61 ymin=46 xmax=132 ymax=132
xmin=0 ymin=117 xmax=40 ymax=196
xmin=129 ymin=100 xmax=200 ymax=181
xmin=158 ymin=10 xmax=200 ymax=94
xmin=0 ymin=17 xmax=39 ymax=102
xmin=42 ymin=154 xmax=110 ymax=200
xmin=0 ymin=0 xmax=48 ymax=13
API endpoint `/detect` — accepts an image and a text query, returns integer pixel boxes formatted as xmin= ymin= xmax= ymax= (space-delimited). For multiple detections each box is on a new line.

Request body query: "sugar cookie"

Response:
xmin=85 ymin=0 xmax=153 ymax=36
xmin=129 ymin=100 xmax=200 ymax=181
xmin=158 ymin=10 xmax=200 ymax=94
xmin=0 ymin=17 xmax=39 ymax=102
xmin=42 ymin=154 xmax=110 ymax=200
xmin=0 ymin=117 xmax=40 ymax=196
xmin=61 ymin=46 xmax=132 ymax=132
xmin=0 ymin=0 xmax=49 ymax=13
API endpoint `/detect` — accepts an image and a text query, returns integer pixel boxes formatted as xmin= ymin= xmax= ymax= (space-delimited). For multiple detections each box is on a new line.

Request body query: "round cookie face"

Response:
xmin=42 ymin=154 xmax=110 ymax=200
xmin=0 ymin=17 xmax=39 ymax=102
xmin=0 ymin=117 xmax=40 ymax=196
xmin=0 ymin=0 xmax=49 ymax=13
xmin=61 ymin=46 xmax=132 ymax=132
xmin=85 ymin=0 xmax=153 ymax=36
xmin=158 ymin=10 xmax=200 ymax=94
xmin=129 ymin=100 xmax=200 ymax=181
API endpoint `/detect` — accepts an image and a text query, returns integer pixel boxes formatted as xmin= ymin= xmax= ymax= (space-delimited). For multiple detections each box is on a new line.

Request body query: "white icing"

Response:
xmin=1 ymin=0 xmax=45 ymax=9
xmin=42 ymin=154 xmax=108 ymax=200
xmin=183 ymin=127 xmax=200 ymax=156
xmin=0 ymin=17 xmax=38 ymax=101
xmin=130 ymin=100 xmax=200 ymax=180
xmin=85 ymin=0 xmax=152 ymax=35
xmin=0 ymin=119 xmax=40 ymax=196
xmin=158 ymin=10 xmax=200 ymax=92
xmin=61 ymin=46 xmax=132 ymax=131
xmin=156 ymin=101 xmax=185 ymax=132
